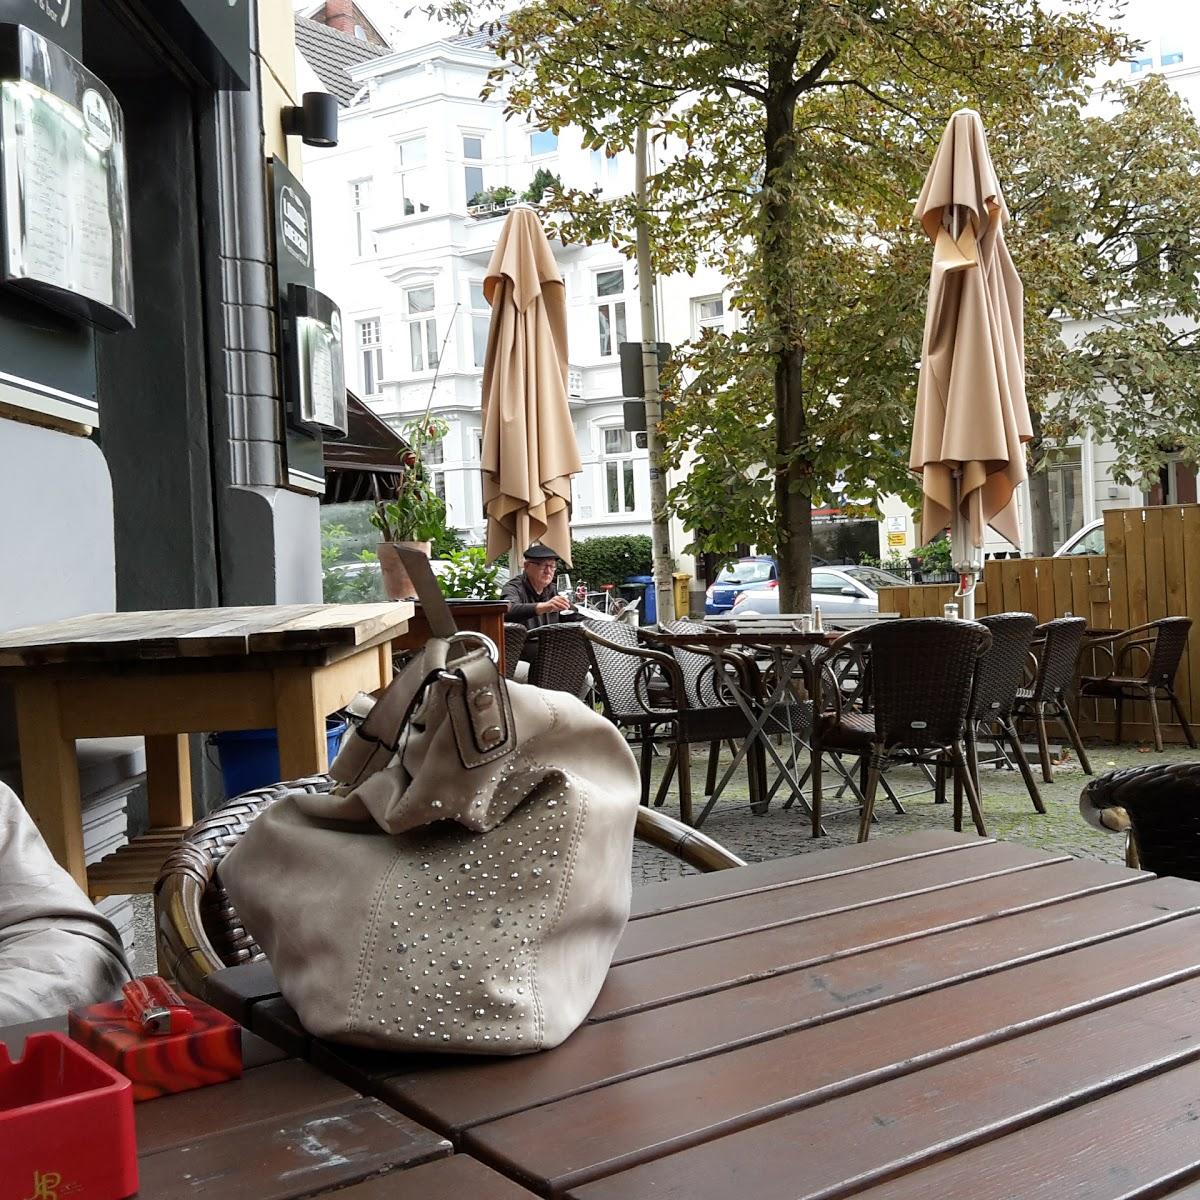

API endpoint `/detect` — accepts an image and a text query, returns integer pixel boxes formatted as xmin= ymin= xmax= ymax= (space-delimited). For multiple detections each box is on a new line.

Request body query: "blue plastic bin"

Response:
xmin=626 ymin=575 xmax=655 ymax=624
xmin=212 ymin=717 xmax=347 ymax=798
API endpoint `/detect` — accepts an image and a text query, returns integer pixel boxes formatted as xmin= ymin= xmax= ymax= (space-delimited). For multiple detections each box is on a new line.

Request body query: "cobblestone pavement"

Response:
xmin=631 ymin=740 xmax=1197 ymax=885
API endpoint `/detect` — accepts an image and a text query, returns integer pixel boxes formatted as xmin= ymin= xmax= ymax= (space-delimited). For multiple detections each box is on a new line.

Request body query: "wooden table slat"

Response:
xmin=473 ymin=936 xmax=1200 ymax=1197
xmin=616 ymin=838 xmax=1060 ymax=964
xmin=594 ymin=857 xmax=1144 ymax=1020
xmin=135 ymin=1059 xmax=360 ymax=1156
xmin=329 ymin=1153 xmax=542 ymax=1199
xmin=135 ymin=1096 xmax=450 ymax=1200
xmin=378 ymin=874 xmax=1200 ymax=1136
xmin=628 ymin=828 xmax=998 ymax=919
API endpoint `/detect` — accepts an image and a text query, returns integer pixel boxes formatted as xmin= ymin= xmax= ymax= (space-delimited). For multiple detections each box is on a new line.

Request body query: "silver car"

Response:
xmin=729 ymin=565 xmax=908 ymax=617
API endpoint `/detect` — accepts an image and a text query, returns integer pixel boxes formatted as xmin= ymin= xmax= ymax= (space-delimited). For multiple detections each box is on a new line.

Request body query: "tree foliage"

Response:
xmin=430 ymin=0 xmax=1142 ymax=602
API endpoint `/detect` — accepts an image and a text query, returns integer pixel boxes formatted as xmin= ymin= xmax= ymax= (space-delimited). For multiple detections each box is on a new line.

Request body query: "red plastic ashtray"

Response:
xmin=0 ymin=1032 xmax=137 ymax=1200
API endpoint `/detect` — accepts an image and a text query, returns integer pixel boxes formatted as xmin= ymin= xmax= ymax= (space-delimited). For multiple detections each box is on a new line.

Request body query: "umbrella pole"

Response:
xmin=950 ymin=468 xmax=981 ymax=620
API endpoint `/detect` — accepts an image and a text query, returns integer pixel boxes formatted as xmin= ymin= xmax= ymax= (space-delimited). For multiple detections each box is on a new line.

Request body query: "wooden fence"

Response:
xmin=877 ymin=503 xmax=1200 ymax=744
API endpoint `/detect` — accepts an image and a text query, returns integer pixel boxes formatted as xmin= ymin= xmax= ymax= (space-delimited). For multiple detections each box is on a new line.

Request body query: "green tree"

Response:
xmin=523 ymin=166 xmax=563 ymax=204
xmin=998 ymin=77 xmax=1200 ymax=553
xmin=426 ymin=0 xmax=1129 ymax=608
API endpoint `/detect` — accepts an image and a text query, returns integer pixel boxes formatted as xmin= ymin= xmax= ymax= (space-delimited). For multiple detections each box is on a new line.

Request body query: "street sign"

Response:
xmin=623 ymin=399 xmax=646 ymax=433
xmin=618 ymin=341 xmax=671 ymax=399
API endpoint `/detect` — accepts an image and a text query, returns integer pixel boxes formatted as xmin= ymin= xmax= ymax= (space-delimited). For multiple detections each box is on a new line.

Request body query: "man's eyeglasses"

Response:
xmin=526 ymin=560 xmax=557 ymax=571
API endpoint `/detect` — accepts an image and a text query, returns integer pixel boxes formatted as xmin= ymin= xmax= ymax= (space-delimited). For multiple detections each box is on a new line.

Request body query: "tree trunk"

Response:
xmin=1027 ymin=460 xmax=1055 ymax=557
xmin=763 ymin=81 xmax=811 ymax=614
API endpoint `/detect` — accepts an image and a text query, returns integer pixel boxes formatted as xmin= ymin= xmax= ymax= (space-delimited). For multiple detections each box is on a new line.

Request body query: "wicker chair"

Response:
xmin=525 ymin=622 xmax=593 ymax=699
xmin=1078 ymin=618 xmax=1196 ymax=752
xmin=970 ymin=613 xmax=1045 ymax=814
xmin=582 ymin=622 xmax=764 ymax=825
xmin=503 ymin=622 xmax=529 ymax=680
xmin=1079 ymin=760 xmax=1200 ymax=877
xmin=1011 ymin=616 xmax=1093 ymax=783
xmin=155 ymin=776 xmax=745 ymax=996
xmin=811 ymin=618 xmax=992 ymax=842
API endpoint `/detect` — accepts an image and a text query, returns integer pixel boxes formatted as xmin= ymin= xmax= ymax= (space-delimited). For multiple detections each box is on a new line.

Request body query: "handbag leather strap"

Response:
xmin=330 ymin=548 xmax=515 ymax=792
xmin=397 ymin=544 xmax=457 ymax=639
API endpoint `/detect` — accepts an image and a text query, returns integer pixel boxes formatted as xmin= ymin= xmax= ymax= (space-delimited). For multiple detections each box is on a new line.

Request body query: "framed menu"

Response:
xmin=0 ymin=24 xmax=133 ymax=330
xmin=287 ymin=282 xmax=347 ymax=439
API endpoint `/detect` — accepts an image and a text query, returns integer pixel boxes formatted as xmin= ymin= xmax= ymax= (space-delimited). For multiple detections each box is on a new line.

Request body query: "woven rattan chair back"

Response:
xmin=856 ymin=617 xmax=991 ymax=749
xmin=971 ymin=613 xmax=1038 ymax=721
xmin=1081 ymin=761 xmax=1200 ymax=881
xmin=1144 ymin=617 xmax=1192 ymax=688
xmin=663 ymin=618 xmax=724 ymax=708
xmin=503 ymin=622 xmax=528 ymax=679
xmin=156 ymin=776 xmax=744 ymax=995
xmin=526 ymin=622 xmax=592 ymax=697
xmin=1030 ymin=616 xmax=1087 ymax=701
xmin=582 ymin=619 xmax=649 ymax=720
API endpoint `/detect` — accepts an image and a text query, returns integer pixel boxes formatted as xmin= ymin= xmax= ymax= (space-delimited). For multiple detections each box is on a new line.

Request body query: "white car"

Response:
xmin=729 ymin=565 xmax=908 ymax=617
xmin=1053 ymin=517 xmax=1105 ymax=557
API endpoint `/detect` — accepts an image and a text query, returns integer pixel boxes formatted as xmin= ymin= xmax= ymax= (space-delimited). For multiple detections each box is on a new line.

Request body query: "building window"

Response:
xmin=694 ymin=295 xmax=724 ymax=334
xmin=1161 ymin=38 xmax=1184 ymax=67
xmin=397 ymin=137 xmax=430 ymax=216
xmin=350 ymin=179 xmax=372 ymax=256
xmin=596 ymin=268 xmax=626 ymax=358
xmin=1045 ymin=446 xmax=1084 ymax=550
xmin=530 ymin=130 xmax=558 ymax=157
xmin=424 ymin=438 xmax=447 ymax=505
xmin=469 ymin=281 xmax=490 ymax=368
xmin=473 ymin=430 xmax=483 ymax=460
xmin=463 ymin=135 xmax=484 ymax=205
xmin=601 ymin=426 xmax=637 ymax=514
xmin=356 ymin=317 xmax=383 ymax=395
xmin=406 ymin=285 xmax=438 ymax=371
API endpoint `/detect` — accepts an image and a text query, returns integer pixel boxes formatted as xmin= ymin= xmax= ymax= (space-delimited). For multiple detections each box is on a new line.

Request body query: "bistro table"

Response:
xmin=0 ymin=603 xmax=412 ymax=897
xmin=0 ymin=1013 xmax=537 ymax=1199
xmin=204 ymin=830 xmax=1200 ymax=1199
xmin=645 ymin=614 xmax=895 ymax=827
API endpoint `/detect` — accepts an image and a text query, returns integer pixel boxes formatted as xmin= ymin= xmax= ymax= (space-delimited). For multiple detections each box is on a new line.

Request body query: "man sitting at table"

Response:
xmin=0 ymin=781 xmax=129 ymax=1023
xmin=501 ymin=543 xmax=572 ymax=628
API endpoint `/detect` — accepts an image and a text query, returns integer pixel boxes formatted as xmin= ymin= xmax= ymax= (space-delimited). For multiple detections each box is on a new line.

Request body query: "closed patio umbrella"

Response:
xmin=480 ymin=206 xmax=581 ymax=568
xmin=910 ymin=108 xmax=1032 ymax=617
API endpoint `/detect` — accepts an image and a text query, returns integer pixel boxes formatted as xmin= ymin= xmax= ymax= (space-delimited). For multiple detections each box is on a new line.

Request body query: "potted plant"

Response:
xmin=370 ymin=416 xmax=449 ymax=600
xmin=437 ymin=546 xmax=503 ymax=600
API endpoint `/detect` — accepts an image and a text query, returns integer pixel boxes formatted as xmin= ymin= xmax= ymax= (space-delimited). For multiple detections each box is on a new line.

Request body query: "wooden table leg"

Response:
xmin=13 ymin=679 xmax=87 ymax=889
xmin=273 ymin=667 xmax=328 ymax=779
xmin=144 ymin=734 xmax=193 ymax=829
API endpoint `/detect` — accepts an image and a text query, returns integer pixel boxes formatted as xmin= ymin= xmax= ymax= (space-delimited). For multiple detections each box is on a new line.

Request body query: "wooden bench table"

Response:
xmin=0 ymin=603 xmax=411 ymax=896
xmin=208 ymin=830 xmax=1200 ymax=1198
xmin=0 ymin=1014 xmax=535 ymax=1199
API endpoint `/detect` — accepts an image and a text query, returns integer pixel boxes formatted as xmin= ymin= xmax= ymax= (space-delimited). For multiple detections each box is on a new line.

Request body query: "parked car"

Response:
xmin=729 ymin=565 xmax=909 ymax=617
xmin=705 ymin=556 xmax=778 ymax=614
xmin=1053 ymin=517 xmax=1105 ymax=557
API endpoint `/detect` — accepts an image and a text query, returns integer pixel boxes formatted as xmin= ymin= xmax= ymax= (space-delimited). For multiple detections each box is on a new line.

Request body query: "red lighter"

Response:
xmin=121 ymin=976 xmax=194 ymax=1036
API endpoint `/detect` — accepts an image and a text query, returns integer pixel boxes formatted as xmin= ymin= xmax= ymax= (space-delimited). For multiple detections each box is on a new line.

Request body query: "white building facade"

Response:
xmin=299 ymin=31 xmax=733 ymax=558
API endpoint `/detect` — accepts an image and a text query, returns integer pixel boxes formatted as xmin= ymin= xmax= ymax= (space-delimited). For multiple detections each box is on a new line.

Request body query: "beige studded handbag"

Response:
xmin=221 ymin=548 xmax=640 ymax=1055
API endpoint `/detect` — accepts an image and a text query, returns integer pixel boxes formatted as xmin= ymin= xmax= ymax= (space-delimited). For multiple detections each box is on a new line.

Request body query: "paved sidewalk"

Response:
xmin=632 ymin=740 xmax=1196 ymax=884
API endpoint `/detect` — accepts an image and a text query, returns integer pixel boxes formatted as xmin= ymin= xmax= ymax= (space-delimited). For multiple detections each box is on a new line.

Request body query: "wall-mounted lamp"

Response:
xmin=282 ymin=92 xmax=339 ymax=148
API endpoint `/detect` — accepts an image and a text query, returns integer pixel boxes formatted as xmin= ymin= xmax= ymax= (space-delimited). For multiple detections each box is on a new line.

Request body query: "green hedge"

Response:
xmin=568 ymin=535 xmax=654 ymax=587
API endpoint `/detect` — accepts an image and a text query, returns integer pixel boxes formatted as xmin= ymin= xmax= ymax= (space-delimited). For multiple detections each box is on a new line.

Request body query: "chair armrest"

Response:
xmin=1114 ymin=638 xmax=1155 ymax=676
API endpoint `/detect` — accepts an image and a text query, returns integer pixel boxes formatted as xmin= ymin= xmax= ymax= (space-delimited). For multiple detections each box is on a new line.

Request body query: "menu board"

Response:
xmin=290 ymin=283 xmax=347 ymax=438
xmin=0 ymin=25 xmax=133 ymax=329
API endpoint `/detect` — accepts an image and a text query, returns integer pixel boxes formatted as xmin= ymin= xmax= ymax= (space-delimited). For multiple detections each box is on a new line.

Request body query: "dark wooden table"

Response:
xmin=207 ymin=831 xmax=1200 ymax=1199
xmin=0 ymin=1014 xmax=536 ymax=1199
xmin=0 ymin=603 xmax=412 ymax=896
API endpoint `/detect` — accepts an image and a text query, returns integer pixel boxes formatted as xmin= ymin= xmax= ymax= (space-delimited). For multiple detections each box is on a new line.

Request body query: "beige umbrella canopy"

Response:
xmin=480 ymin=206 xmax=581 ymax=567
xmin=910 ymin=108 xmax=1032 ymax=570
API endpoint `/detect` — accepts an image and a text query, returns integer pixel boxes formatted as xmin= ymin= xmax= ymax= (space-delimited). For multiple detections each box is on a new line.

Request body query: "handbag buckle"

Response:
xmin=445 ymin=631 xmax=499 ymax=665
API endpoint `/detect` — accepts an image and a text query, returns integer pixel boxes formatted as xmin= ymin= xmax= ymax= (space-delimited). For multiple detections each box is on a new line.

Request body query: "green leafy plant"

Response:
xmin=522 ymin=168 xmax=562 ymax=204
xmin=569 ymin=535 xmax=653 ymax=588
xmin=469 ymin=185 xmax=518 ymax=208
xmin=438 ymin=546 xmax=503 ymax=599
xmin=432 ymin=526 xmax=469 ymax=559
xmin=910 ymin=539 xmax=953 ymax=574
xmin=369 ymin=416 xmax=449 ymax=543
